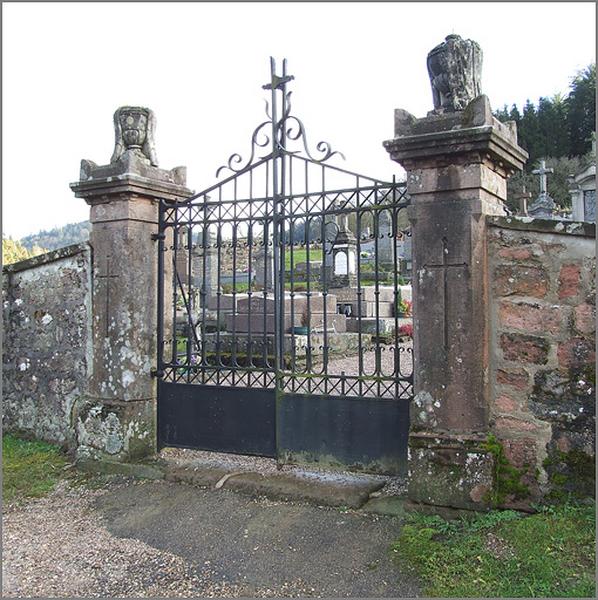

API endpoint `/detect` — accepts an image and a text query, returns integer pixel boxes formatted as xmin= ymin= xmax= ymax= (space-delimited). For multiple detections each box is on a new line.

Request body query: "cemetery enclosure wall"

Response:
xmin=2 ymin=244 xmax=92 ymax=449
xmin=487 ymin=216 xmax=596 ymax=500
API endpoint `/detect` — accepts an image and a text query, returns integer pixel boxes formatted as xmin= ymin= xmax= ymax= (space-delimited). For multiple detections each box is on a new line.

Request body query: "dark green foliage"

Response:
xmin=494 ymin=63 xmax=596 ymax=211
xmin=20 ymin=221 xmax=91 ymax=252
xmin=494 ymin=63 xmax=595 ymax=165
xmin=393 ymin=502 xmax=596 ymax=597
xmin=567 ymin=64 xmax=596 ymax=156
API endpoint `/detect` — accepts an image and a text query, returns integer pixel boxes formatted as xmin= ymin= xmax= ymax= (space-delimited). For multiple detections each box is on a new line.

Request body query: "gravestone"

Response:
xmin=330 ymin=211 xmax=358 ymax=288
xmin=321 ymin=211 xmax=339 ymax=283
xmin=200 ymin=227 xmax=219 ymax=302
xmin=378 ymin=209 xmax=394 ymax=266
xmin=516 ymin=185 xmax=532 ymax=216
xmin=254 ymin=244 xmax=274 ymax=290
xmin=528 ymin=159 xmax=557 ymax=218
xmin=226 ymin=293 xmax=345 ymax=333
xmin=569 ymin=158 xmax=596 ymax=223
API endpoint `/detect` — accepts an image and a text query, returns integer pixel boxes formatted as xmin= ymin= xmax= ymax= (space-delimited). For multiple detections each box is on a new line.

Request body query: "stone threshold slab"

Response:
xmin=165 ymin=463 xmax=386 ymax=510
xmin=77 ymin=454 xmax=407 ymax=513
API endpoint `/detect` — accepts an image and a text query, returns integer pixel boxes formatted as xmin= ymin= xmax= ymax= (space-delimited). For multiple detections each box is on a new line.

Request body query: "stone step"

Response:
xmin=164 ymin=463 xmax=386 ymax=509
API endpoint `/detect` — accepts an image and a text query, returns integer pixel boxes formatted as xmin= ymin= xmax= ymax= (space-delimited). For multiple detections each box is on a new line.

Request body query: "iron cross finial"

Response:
xmin=262 ymin=57 xmax=294 ymax=90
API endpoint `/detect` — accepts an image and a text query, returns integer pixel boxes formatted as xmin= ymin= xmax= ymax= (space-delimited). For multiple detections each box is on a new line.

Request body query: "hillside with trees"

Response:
xmin=19 ymin=221 xmax=91 ymax=252
xmin=494 ymin=64 xmax=596 ymax=212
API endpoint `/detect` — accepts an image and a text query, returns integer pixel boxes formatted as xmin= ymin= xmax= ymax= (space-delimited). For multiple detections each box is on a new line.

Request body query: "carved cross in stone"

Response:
xmin=95 ymin=254 xmax=119 ymax=336
xmin=423 ymin=237 xmax=468 ymax=350
xmin=532 ymin=159 xmax=553 ymax=195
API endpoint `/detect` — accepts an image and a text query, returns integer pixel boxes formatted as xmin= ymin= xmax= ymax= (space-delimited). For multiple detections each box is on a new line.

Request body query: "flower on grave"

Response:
xmin=399 ymin=299 xmax=412 ymax=315
xmin=398 ymin=323 xmax=413 ymax=338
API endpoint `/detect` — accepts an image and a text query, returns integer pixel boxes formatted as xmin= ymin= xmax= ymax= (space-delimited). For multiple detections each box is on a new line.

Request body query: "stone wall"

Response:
xmin=2 ymin=244 xmax=92 ymax=449
xmin=488 ymin=216 xmax=596 ymax=501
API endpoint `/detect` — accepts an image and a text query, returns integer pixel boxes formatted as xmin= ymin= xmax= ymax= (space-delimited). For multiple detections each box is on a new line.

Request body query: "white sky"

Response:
xmin=2 ymin=1 xmax=596 ymax=239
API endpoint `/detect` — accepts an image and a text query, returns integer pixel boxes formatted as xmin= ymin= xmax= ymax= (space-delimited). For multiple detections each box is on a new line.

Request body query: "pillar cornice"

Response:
xmin=70 ymin=170 xmax=192 ymax=205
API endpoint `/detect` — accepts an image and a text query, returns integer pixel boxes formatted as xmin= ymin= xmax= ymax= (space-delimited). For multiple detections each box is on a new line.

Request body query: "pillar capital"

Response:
xmin=70 ymin=152 xmax=192 ymax=207
xmin=384 ymin=95 xmax=528 ymax=201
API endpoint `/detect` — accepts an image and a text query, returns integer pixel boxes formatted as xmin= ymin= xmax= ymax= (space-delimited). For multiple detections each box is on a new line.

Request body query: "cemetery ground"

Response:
xmin=2 ymin=434 xmax=596 ymax=598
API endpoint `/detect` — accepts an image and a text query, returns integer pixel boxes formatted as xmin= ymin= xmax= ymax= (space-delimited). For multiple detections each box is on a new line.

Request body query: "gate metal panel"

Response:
xmin=158 ymin=381 xmax=276 ymax=456
xmin=155 ymin=58 xmax=413 ymax=470
xmin=277 ymin=394 xmax=410 ymax=475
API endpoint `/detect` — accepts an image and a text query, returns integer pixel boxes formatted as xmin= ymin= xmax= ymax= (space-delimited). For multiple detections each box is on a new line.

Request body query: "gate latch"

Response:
xmin=151 ymin=232 xmax=166 ymax=241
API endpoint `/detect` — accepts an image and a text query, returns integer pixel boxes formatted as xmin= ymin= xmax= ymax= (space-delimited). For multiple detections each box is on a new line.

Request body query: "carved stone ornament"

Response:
xmin=427 ymin=34 xmax=483 ymax=113
xmin=111 ymin=106 xmax=158 ymax=166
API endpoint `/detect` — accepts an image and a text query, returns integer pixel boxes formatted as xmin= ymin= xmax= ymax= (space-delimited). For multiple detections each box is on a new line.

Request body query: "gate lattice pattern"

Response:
xmin=158 ymin=158 xmax=412 ymax=399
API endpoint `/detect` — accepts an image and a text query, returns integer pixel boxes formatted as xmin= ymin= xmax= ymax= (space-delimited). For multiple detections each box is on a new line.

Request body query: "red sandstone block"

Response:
xmin=494 ymin=416 xmax=539 ymax=433
xmin=499 ymin=301 xmax=561 ymax=335
xmin=497 ymin=247 xmax=533 ymax=261
xmin=493 ymin=264 xmax=548 ymax=298
xmin=500 ymin=332 xmax=549 ymax=364
xmin=500 ymin=438 xmax=538 ymax=469
xmin=558 ymin=263 xmax=581 ymax=299
xmin=557 ymin=337 xmax=596 ymax=369
xmin=574 ymin=303 xmax=596 ymax=336
xmin=496 ymin=368 xmax=529 ymax=390
xmin=494 ymin=394 xmax=518 ymax=413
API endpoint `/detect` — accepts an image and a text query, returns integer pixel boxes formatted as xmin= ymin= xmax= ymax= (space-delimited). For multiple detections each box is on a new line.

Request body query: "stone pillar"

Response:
xmin=70 ymin=106 xmax=191 ymax=462
xmin=384 ymin=36 xmax=528 ymax=510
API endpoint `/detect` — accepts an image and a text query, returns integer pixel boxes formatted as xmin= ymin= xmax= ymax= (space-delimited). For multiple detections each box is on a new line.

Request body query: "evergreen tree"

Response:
xmin=566 ymin=64 xmax=596 ymax=156
xmin=519 ymin=99 xmax=541 ymax=162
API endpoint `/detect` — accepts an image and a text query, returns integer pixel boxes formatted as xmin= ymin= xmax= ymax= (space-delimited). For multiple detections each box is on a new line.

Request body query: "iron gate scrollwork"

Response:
xmin=156 ymin=58 xmax=413 ymax=473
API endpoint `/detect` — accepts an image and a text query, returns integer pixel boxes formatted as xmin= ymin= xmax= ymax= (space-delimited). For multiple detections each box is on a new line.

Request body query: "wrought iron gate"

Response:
xmin=156 ymin=59 xmax=413 ymax=474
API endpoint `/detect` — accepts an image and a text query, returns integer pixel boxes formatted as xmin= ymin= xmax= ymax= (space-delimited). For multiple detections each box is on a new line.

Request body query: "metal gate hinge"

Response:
xmin=151 ymin=233 xmax=166 ymax=241
xmin=150 ymin=367 xmax=164 ymax=379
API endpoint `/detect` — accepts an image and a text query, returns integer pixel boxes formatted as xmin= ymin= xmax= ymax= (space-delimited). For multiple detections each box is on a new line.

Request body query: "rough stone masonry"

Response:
xmin=488 ymin=216 xmax=595 ymax=501
xmin=2 ymin=245 xmax=92 ymax=447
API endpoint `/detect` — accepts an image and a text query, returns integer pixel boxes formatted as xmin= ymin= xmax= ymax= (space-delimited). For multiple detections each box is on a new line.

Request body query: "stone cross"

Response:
xmin=422 ymin=237 xmax=467 ymax=350
xmin=95 ymin=254 xmax=119 ymax=336
xmin=532 ymin=159 xmax=553 ymax=195
xmin=516 ymin=185 xmax=532 ymax=216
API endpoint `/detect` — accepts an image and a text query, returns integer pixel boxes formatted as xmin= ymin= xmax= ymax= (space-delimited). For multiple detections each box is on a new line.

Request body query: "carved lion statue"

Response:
xmin=427 ymin=34 xmax=483 ymax=113
xmin=111 ymin=106 xmax=158 ymax=166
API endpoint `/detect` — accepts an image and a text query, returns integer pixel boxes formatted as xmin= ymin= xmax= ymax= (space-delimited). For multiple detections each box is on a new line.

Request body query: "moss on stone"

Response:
xmin=544 ymin=448 xmax=595 ymax=501
xmin=482 ymin=434 xmax=530 ymax=507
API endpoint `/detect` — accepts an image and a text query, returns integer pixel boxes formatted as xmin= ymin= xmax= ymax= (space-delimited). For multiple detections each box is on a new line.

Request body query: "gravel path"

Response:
xmin=2 ymin=480 xmax=207 ymax=598
xmin=2 ymin=477 xmax=418 ymax=598
xmin=326 ymin=341 xmax=413 ymax=379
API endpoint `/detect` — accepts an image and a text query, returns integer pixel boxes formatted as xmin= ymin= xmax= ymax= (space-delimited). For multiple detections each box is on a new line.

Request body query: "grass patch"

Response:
xmin=392 ymin=502 xmax=596 ymax=597
xmin=284 ymin=248 xmax=322 ymax=269
xmin=2 ymin=434 xmax=69 ymax=503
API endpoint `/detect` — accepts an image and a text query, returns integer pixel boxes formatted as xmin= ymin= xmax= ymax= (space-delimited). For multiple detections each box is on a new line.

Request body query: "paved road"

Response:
xmin=95 ymin=480 xmax=420 ymax=597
